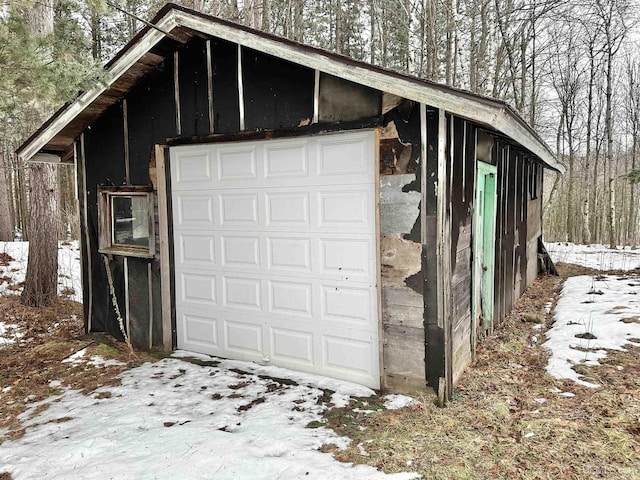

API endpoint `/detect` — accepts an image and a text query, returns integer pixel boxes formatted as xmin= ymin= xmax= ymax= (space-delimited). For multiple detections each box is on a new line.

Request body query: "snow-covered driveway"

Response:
xmin=0 ymin=352 xmax=417 ymax=480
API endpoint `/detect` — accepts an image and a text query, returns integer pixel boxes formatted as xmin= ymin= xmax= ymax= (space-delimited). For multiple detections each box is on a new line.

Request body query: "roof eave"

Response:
xmin=17 ymin=5 xmax=562 ymax=174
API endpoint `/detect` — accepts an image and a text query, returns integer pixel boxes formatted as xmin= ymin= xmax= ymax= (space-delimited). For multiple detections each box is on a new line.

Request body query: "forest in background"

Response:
xmin=1 ymin=0 xmax=639 ymax=248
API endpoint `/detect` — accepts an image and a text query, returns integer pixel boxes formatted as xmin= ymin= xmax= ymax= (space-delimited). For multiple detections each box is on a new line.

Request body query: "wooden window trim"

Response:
xmin=98 ymin=185 xmax=156 ymax=258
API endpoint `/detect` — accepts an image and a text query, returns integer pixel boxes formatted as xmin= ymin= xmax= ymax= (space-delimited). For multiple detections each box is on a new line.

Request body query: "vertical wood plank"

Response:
xmin=123 ymin=99 xmax=130 ymax=185
xmin=420 ymin=103 xmax=428 ymax=244
xmin=148 ymin=262 xmax=153 ymax=348
xmin=79 ymin=133 xmax=93 ymax=332
xmin=313 ymin=69 xmax=320 ymax=124
xmin=174 ymin=51 xmax=181 ymax=135
xmin=155 ymin=144 xmax=173 ymax=350
xmin=206 ymin=39 xmax=214 ymax=134
xmin=124 ymin=257 xmax=130 ymax=336
xmin=237 ymin=44 xmax=245 ymax=130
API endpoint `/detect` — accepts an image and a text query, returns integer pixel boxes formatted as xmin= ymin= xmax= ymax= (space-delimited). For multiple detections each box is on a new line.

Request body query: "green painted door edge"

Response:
xmin=473 ymin=161 xmax=498 ymax=332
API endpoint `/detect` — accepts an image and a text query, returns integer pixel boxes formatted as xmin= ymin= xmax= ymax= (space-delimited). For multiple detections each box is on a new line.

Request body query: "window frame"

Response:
xmin=98 ymin=185 xmax=155 ymax=258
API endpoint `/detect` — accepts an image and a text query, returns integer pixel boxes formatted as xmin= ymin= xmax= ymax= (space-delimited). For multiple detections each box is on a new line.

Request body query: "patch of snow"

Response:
xmin=560 ymin=392 xmax=576 ymax=398
xmin=544 ymin=275 xmax=640 ymax=387
xmin=86 ymin=356 xmax=126 ymax=368
xmin=532 ymin=324 xmax=543 ymax=330
xmin=0 ymin=241 xmax=82 ymax=302
xmin=1 ymin=357 xmax=418 ymax=480
xmin=533 ymin=398 xmax=546 ymax=404
xmin=384 ymin=394 xmax=418 ymax=410
xmin=545 ymin=242 xmax=640 ymax=271
xmin=62 ymin=348 xmax=87 ymax=364
xmin=0 ymin=322 xmax=22 ymax=346
xmin=523 ymin=432 xmax=535 ymax=439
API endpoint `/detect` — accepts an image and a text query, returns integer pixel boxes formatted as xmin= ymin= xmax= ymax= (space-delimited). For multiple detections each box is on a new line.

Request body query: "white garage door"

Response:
xmin=170 ymin=130 xmax=379 ymax=388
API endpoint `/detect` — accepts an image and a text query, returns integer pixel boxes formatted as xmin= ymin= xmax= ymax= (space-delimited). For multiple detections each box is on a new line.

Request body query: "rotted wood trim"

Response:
xmin=437 ymin=108 xmax=453 ymax=398
xmin=206 ymin=39 xmax=214 ymax=134
xmin=166 ymin=116 xmax=384 ymax=146
xmin=155 ymin=144 xmax=173 ymax=351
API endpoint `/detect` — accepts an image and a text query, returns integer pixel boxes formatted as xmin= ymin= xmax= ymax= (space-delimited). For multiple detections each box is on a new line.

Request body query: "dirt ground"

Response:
xmin=1 ymin=265 xmax=639 ymax=480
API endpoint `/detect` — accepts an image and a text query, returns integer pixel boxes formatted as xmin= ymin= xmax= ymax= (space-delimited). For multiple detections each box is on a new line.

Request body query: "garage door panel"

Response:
xmin=267 ymin=236 xmax=312 ymax=273
xmin=178 ymin=311 xmax=219 ymax=351
xmin=321 ymin=283 xmax=376 ymax=326
xmin=224 ymin=319 xmax=264 ymax=358
xmin=223 ymin=275 xmax=262 ymax=311
xmin=175 ymin=270 xmax=217 ymax=307
xmin=176 ymin=232 xmax=217 ymax=269
xmin=221 ymin=235 xmax=261 ymax=269
xmin=219 ymin=193 xmax=259 ymax=226
xmin=171 ymin=131 xmax=380 ymax=388
xmin=270 ymin=327 xmax=314 ymax=366
xmin=217 ymin=146 xmax=258 ymax=182
xmin=174 ymin=149 xmax=213 ymax=184
xmin=320 ymin=237 xmax=373 ymax=279
xmin=174 ymin=193 xmax=216 ymax=228
xmin=264 ymin=141 xmax=309 ymax=179
xmin=318 ymin=188 xmax=372 ymax=230
xmin=266 ymin=192 xmax=311 ymax=226
xmin=317 ymin=132 xmax=373 ymax=177
xmin=322 ymin=335 xmax=377 ymax=376
xmin=268 ymin=280 xmax=313 ymax=317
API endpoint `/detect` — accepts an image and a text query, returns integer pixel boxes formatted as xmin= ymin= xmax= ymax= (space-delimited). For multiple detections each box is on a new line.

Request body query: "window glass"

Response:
xmin=111 ymin=196 xmax=149 ymax=248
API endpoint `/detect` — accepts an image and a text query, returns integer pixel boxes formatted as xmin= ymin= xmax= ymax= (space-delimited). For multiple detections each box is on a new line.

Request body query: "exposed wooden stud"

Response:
xmin=174 ymin=51 xmax=181 ymax=135
xmin=462 ymin=121 xmax=467 ymax=204
xmin=237 ymin=44 xmax=245 ymax=131
xmin=124 ymin=257 xmax=131 ymax=337
xmin=471 ymin=127 xmax=478 ymax=358
xmin=155 ymin=144 xmax=173 ymax=351
xmin=123 ymin=99 xmax=130 ymax=185
xmin=313 ymin=69 xmax=320 ymax=124
xmin=420 ymin=103 xmax=428 ymax=245
xmin=206 ymin=39 xmax=214 ymax=134
xmin=374 ymin=128 xmax=384 ymax=389
xmin=436 ymin=109 xmax=447 ymax=330
xmin=148 ymin=262 xmax=154 ymax=349
xmin=73 ymin=141 xmax=78 ymax=201
xmin=80 ymin=133 xmax=93 ymax=332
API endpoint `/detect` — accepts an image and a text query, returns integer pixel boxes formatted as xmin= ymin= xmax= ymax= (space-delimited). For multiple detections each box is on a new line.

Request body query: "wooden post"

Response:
xmin=155 ymin=145 xmax=173 ymax=350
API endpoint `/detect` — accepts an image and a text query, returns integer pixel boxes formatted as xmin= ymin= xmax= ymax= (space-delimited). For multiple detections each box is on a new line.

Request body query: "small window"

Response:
xmin=98 ymin=186 xmax=155 ymax=258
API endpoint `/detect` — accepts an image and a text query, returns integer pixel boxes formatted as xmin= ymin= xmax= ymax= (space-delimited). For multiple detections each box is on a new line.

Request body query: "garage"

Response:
xmin=170 ymin=130 xmax=381 ymax=388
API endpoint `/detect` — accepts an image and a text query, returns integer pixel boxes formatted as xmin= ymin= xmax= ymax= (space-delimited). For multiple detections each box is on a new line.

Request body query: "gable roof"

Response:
xmin=16 ymin=3 xmax=563 ymax=173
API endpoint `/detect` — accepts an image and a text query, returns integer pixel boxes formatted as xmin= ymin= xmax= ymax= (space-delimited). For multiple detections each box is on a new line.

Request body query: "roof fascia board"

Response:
xmin=175 ymin=11 xmax=563 ymax=172
xmin=17 ymin=15 xmax=178 ymax=162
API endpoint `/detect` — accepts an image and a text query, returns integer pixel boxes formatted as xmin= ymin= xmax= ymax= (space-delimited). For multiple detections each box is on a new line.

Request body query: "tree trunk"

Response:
xmin=21 ymin=0 xmax=60 ymax=307
xmin=21 ymin=163 xmax=59 ymax=307
xmin=0 ymin=149 xmax=13 ymax=241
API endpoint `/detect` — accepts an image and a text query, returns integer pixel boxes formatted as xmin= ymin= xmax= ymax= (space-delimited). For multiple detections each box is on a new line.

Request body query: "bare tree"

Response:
xmin=20 ymin=0 xmax=60 ymax=307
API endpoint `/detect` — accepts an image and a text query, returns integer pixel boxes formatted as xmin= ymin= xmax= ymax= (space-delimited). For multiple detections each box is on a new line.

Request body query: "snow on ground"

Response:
xmin=0 ymin=322 xmax=22 ymax=345
xmin=0 ymin=241 xmax=82 ymax=302
xmin=544 ymin=273 xmax=640 ymax=387
xmin=546 ymin=242 xmax=640 ymax=271
xmin=0 ymin=354 xmax=418 ymax=480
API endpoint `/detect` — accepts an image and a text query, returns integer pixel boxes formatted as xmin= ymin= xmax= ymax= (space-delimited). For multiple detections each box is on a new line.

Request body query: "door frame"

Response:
xmin=472 ymin=161 xmax=498 ymax=350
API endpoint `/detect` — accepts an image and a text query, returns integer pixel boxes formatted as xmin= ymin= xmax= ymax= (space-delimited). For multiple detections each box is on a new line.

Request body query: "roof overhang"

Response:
xmin=16 ymin=3 xmax=564 ymax=173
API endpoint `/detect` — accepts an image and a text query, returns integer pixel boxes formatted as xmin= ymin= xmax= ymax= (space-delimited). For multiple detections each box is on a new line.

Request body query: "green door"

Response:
xmin=473 ymin=162 xmax=497 ymax=330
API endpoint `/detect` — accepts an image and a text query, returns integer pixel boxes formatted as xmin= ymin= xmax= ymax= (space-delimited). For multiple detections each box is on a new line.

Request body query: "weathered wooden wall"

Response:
xmin=76 ymin=32 xmax=548 ymax=396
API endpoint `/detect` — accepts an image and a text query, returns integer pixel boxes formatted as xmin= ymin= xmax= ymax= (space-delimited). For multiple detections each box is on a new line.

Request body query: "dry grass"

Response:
xmin=317 ymin=272 xmax=640 ymax=479
xmin=0 ymin=295 xmax=156 ymax=442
